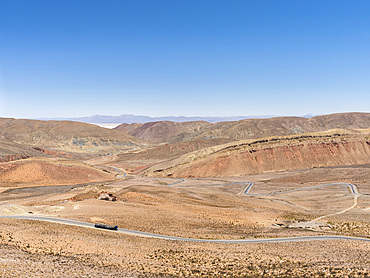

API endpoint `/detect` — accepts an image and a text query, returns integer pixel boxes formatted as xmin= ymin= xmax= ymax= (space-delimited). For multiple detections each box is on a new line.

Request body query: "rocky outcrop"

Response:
xmin=0 ymin=154 xmax=29 ymax=163
xmin=97 ymin=191 xmax=117 ymax=201
xmin=32 ymin=147 xmax=71 ymax=157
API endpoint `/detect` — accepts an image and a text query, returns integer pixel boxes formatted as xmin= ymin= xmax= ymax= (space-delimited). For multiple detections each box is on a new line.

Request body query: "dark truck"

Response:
xmin=94 ymin=223 xmax=118 ymax=230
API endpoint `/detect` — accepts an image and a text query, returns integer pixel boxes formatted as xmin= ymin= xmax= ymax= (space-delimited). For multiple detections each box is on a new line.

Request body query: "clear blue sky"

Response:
xmin=1 ymin=0 xmax=369 ymax=118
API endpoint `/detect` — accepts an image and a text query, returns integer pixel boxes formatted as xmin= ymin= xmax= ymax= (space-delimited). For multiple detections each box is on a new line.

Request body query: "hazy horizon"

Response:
xmin=3 ymin=110 xmax=370 ymax=122
xmin=1 ymin=111 xmax=367 ymax=126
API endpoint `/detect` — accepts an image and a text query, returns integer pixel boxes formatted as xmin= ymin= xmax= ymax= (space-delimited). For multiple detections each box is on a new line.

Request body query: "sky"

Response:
xmin=1 ymin=0 xmax=369 ymax=118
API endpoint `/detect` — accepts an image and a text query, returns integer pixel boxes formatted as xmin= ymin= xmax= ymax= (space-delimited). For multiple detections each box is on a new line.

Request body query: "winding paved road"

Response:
xmin=166 ymin=177 xmax=186 ymax=187
xmin=0 ymin=215 xmax=369 ymax=243
xmin=1 ymin=174 xmax=369 ymax=243
xmin=112 ymin=167 xmax=127 ymax=177
xmin=243 ymin=182 xmax=360 ymax=196
xmin=243 ymin=182 xmax=363 ymax=222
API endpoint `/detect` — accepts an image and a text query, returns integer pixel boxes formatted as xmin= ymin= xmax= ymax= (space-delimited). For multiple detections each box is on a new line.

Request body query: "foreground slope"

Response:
xmin=1 ymin=166 xmax=369 ymax=277
xmin=116 ymin=112 xmax=370 ymax=143
xmin=143 ymin=129 xmax=370 ymax=177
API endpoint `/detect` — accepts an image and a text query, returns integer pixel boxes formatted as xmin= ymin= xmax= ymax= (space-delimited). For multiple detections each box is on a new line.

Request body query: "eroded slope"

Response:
xmin=143 ymin=130 xmax=370 ymax=177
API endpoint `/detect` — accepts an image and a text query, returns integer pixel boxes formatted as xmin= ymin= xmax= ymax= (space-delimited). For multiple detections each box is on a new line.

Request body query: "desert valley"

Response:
xmin=0 ymin=112 xmax=369 ymax=277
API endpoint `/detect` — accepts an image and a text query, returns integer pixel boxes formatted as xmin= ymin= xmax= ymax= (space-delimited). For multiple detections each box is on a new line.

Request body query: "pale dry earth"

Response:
xmin=0 ymin=165 xmax=369 ymax=277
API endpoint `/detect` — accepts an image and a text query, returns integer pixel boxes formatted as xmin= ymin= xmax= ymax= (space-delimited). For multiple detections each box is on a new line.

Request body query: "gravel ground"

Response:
xmin=0 ymin=243 xmax=135 ymax=278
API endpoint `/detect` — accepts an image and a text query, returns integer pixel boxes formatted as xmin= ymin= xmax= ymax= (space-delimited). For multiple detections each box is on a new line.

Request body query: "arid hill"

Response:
xmin=116 ymin=112 xmax=370 ymax=143
xmin=114 ymin=138 xmax=234 ymax=161
xmin=0 ymin=118 xmax=149 ymax=160
xmin=86 ymin=138 xmax=234 ymax=175
xmin=0 ymin=158 xmax=115 ymax=187
xmin=115 ymin=121 xmax=209 ymax=143
xmin=143 ymin=129 xmax=370 ymax=177
xmin=0 ymin=138 xmax=41 ymax=159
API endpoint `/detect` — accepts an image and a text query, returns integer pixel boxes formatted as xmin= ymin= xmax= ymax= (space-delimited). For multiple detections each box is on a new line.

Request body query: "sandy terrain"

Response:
xmin=0 ymin=164 xmax=369 ymax=276
xmin=0 ymin=219 xmax=369 ymax=277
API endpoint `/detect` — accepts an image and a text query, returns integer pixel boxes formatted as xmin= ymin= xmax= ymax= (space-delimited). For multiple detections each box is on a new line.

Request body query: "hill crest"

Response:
xmin=115 ymin=112 xmax=370 ymax=143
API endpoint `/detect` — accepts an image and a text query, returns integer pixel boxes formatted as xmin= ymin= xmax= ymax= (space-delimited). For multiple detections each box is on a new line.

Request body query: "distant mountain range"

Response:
xmin=40 ymin=114 xmax=316 ymax=124
xmin=115 ymin=112 xmax=370 ymax=143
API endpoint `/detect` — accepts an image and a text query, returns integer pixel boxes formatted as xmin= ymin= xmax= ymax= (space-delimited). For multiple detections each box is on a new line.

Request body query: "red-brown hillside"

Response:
xmin=0 ymin=158 xmax=115 ymax=187
xmin=143 ymin=130 xmax=370 ymax=177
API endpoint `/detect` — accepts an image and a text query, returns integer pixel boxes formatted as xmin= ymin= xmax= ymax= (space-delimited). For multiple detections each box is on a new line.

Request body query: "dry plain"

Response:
xmin=0 ymin=164 xmax=369 ymax=277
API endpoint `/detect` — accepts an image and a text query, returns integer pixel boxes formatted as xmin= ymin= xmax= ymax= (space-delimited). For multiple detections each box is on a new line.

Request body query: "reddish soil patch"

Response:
xmin=0 ymin=159 xmax=114 ymax=187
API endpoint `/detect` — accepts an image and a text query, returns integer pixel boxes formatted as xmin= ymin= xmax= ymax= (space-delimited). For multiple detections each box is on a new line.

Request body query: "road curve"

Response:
xmin=112 ymin=167 xmax=127 ymax=177
xmin=243 ymin=182 xmax=361 ymax=196
xmin=1 ymin=177 xmax=368 ymax=243
xmin=243 ymin=182 xmax=364 ymax=222
xmin=167 ymin=178 xmax=186 ymax=187
xmin=1 ymin=215 xmax=369 ymax=243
